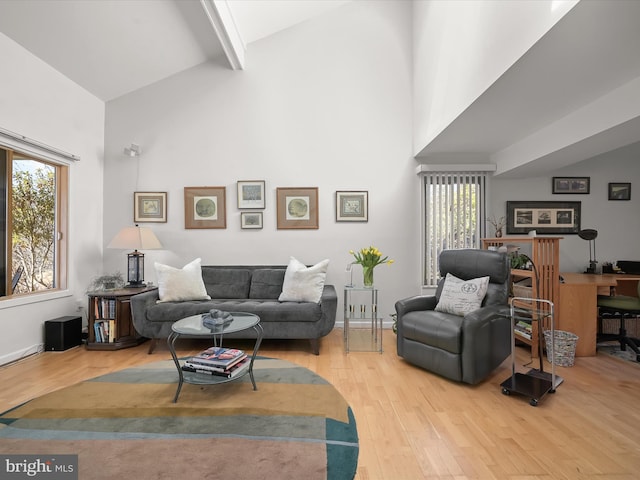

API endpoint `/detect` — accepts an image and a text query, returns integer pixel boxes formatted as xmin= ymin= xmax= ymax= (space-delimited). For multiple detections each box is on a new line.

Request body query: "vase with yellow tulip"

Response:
xmin=349 ymin=246 xmax=393 ymax=287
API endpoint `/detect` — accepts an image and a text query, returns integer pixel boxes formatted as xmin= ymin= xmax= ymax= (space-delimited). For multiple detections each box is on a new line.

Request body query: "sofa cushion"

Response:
xmin=278 ymin=257 xmax=329 ymax=303
xmin=205 ymin=300 xmax=323 ymax=323
xmin=145 ymin=299 xmax=323 ymax=324
xmin=435 ymin=273 xmax=489 ymax=316
xmin=155 ymin=258 xmax=211 ymax=303
xmin=202 ymin=268 xmax=251 ymax=299
xmin=249 ymin=269 xmax=286 ymax=299
xmin=146 ymin=300 xmax=213 ymax=322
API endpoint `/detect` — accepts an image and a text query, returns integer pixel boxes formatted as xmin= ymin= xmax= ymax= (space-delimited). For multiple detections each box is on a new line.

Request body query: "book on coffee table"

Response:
xmin=182 ymin=357 xmax=251 ymax=378
xmin=188 ymin=346 xmax=246 ymax=368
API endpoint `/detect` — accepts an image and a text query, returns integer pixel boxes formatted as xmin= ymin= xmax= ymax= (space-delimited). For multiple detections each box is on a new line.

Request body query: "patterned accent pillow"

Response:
xmin=435 ymin=273 xmax=490 ymax=316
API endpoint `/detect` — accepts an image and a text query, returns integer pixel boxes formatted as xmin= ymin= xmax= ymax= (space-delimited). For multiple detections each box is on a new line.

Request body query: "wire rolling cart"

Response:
xmin=500 ymin=297 xmax=563 ymax=406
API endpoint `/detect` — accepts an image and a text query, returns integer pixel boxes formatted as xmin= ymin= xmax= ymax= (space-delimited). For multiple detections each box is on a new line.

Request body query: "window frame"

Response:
xmin=1 ymin=145 xmax=69 ymax=299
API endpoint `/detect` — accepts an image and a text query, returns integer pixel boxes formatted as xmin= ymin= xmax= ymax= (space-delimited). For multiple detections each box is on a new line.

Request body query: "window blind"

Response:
xmin=422 ymin=171 xmax=487 ymax=286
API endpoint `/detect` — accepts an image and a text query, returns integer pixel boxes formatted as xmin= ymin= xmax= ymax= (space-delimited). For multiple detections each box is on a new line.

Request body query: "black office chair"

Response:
xmin=597 ymin=280 xmax=640 ymax=362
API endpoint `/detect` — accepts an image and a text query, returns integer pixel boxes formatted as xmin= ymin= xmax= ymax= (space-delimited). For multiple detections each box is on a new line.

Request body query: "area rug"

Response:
xmin=0 ymin=357 xmax=358 ymax=479
xmin=598 ymin=343 xmax=640 ymax=365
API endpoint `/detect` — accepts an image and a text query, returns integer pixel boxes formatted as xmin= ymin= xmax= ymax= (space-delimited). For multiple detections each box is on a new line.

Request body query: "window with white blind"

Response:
xmin=421 ymin=171 xmax=487 ymax=286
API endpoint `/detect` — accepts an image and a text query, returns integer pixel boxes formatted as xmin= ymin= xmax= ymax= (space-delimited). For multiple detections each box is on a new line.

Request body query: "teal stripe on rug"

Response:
xmin=327 ymin=408 xmax=359 ymax=480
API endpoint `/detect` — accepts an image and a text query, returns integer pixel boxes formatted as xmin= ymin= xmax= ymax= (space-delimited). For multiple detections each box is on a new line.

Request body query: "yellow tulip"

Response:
xmin=350 ymin=245 xmax=393 ymax=269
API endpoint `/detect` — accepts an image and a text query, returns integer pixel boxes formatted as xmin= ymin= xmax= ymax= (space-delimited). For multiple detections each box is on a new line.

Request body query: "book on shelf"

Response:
xmin=94 ymin=297 xmax=116 ymax=320
xmin=93 ymin=321 xmax=102 ymax=342
xmin=93 ymin=319 xmax=116 ymax=343
xmin=514 ymin=319 xmax=533 ymax=340
xmin=182 ymin=357 xmax=251 ymax=378
xmin=189 ymin=346 xmax=246 ymax=368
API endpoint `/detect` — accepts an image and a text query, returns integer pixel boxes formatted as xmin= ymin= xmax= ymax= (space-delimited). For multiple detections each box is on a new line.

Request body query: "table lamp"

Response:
xmin=107 ymin=225 xmax=162 ymax=287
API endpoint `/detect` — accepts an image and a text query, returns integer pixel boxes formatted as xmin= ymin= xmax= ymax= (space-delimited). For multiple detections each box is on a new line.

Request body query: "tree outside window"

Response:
xmin=1 ymin=145 xmax=67 ymax=298
xmin=11 ymin=158 xmax=56 ymax=294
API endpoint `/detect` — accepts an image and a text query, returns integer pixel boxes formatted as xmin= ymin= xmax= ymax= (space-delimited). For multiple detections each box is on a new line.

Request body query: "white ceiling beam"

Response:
xmin=200 ymin=0 xmax=246 ymax=70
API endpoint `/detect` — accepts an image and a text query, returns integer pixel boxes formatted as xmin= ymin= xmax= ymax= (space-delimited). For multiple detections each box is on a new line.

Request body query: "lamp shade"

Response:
xmin=107 ymin=226 xmax=162 ymax=287
xmin=578 ymin=229 xmax=598 ymax=241
xmin=107 ymin=226 xmax=162 ymax=251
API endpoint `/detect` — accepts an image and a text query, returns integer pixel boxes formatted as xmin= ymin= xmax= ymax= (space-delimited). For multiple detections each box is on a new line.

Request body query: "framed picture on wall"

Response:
xmin=237 ymin=180 xmax=265 ymax=209
xmin=276 ymin=187 xmax=319 ymax=229
xmin=506 ymin=201 xmax=581 ymax=235
xmin=552 ymin=177 xmax=590 ymax=194
xmin=134 ymin=192 xmax=167 ymax=223
xmin=184 ymin=186 xmax=226 ymax=229
xmin=608 ymin=182 xmax=631 ymax=200
xmin=335 ymin=191 xmax=368 ymax=222
xmin=241 ymin=212 xmax=263 ymax=229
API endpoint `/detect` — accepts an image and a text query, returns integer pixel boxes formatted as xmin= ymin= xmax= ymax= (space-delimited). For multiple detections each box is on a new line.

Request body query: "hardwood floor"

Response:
xmin=1 ymin=329 xmax=639 ymax=479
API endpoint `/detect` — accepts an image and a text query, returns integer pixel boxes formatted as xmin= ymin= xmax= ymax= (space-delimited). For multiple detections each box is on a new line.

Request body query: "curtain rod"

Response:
xmin=0 ymin=126 xmax=80 ymax=162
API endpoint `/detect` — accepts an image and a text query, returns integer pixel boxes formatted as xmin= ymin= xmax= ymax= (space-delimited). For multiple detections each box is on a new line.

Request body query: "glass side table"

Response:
xmin=343 ymin=286 xmax=382 ymax=353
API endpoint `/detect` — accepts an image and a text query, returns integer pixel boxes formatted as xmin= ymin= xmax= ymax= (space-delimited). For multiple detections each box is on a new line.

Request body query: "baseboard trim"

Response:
xmin=0 ymin=343 xmax=44 ymax=367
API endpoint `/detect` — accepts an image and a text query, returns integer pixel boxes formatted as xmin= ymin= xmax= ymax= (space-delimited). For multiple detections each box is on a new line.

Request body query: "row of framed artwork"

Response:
xmin=506 ymin=201 xmax=581 ymax=235
xmin=552 ymin=176 xmax=631 ymax=200
xmin=132 ymin=183 xmax=369 ymax=230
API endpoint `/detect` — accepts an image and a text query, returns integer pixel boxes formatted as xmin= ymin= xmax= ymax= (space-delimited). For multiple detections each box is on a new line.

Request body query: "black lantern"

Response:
xmin=108 ymin=225 xmax=162 ymax=287
xmin=127 ymin=250 xmax=145 ymax=286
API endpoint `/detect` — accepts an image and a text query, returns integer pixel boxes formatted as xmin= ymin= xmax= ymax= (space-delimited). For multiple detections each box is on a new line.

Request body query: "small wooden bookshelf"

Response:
xmin=86 ymin=286 xmax=156 ymax=350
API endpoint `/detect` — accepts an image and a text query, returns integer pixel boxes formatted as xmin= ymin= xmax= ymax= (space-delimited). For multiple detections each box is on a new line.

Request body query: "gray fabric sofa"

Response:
xmin=395 ymin=249 xmax=511 ymax=384
xmin=130 ymin=265 xmax=337 ymax=355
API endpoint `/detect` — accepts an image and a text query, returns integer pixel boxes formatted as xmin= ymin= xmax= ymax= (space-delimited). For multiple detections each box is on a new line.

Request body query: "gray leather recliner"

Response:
xmin=395 ymin=249 xmax=511 ymax=384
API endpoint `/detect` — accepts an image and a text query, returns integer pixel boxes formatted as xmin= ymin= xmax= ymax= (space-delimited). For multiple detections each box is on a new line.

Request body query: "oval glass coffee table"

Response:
xmin=167 ymin=312 xmax=263 ymax=403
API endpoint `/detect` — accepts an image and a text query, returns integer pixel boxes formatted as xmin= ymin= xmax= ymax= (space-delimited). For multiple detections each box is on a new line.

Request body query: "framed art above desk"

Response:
xmin=558 ymin=273 xmax=640 ymax=356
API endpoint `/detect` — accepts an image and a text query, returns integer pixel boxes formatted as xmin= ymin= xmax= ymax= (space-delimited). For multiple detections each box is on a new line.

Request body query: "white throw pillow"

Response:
xmin=434 ymin=273 xmax=490 ymax=316
xmin=155 ymin=258 xmax=211 ymax=303
xmin=278 ymin=257 xmax=329 ymax=303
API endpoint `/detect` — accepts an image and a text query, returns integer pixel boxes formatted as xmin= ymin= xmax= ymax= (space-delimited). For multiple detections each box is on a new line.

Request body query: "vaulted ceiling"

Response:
xmin=1 ymin=0 xmax=639 ymax=176
xmin=0 ymin=0 xmax=350 ymax=101
xmin=417 ymin=0 xmax=640 ymax=177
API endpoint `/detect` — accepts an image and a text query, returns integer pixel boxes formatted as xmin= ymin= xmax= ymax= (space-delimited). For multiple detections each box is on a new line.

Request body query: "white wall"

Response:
xmin=104 ymin=1 xmax=416 ymax=326
xmin=0 ymin=33 xmax=105 ymax=364
xmin=490 ymin=146 xmax=640 ymax=272
xmin=412 ymin=0 xmax=577 ymax=156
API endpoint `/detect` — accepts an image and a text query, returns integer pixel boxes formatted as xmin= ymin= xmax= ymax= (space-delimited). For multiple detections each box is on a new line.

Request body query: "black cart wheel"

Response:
xmin=529 ymin=398 xmax=538 ymax=406
xmin=550 ymin=389 xmax=556 ymax=394
xmin=501 ymin=388 xmax=510 ymax=395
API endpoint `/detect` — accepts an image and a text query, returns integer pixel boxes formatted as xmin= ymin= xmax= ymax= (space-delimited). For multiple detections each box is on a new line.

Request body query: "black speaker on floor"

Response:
xmin=44 ymin=316 xmax=82 ymax=351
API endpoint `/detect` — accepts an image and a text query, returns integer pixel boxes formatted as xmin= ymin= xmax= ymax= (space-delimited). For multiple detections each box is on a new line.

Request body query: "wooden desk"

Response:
xmin=558 ymin=273 xmax=640 ymax=356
